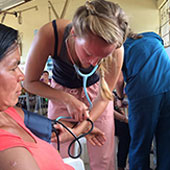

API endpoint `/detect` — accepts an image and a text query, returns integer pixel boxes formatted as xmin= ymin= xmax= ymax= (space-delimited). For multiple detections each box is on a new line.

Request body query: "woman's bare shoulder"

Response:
xmin=37 ymin=19 xmax=71 ymax=48
xmin=55 ymin=19 xmax=71 ymax=27
xmin=40 ymin=19 xmax=71 ymax=33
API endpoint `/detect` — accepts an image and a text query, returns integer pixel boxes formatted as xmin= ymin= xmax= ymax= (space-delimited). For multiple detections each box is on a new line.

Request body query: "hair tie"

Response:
xmin=85 ymin=1 xmax=96 ymax=15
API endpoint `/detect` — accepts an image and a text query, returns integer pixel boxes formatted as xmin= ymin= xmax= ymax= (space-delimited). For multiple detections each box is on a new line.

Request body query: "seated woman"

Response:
xmin=0 ymin=24 xmax=105 ymax=170
xmin=0 ymin=23 xmax=74 ymax=170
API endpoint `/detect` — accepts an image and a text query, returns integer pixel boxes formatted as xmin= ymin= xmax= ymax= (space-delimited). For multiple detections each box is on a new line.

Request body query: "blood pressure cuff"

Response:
xmin=23 ymin=109 xmax=52 ymax=143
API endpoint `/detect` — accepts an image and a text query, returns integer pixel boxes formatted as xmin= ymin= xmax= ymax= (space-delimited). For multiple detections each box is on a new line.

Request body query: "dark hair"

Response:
xmin=42 ymin=70 xmax=49 ymax=75
xmin=0 ymin=24 xmax=18 ymax=61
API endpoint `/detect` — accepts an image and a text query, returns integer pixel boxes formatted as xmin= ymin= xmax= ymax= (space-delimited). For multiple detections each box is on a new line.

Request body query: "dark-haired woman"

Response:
xmin=0 ymin=23 xmax=74 ymax=170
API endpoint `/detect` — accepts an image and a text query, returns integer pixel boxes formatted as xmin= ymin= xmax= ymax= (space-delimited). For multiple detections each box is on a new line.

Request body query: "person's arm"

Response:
xmin=23 ymin=21 xmax=66 ymax=100
xmin=52 ymin=124 xmax=106 ymax=146
xmin=21 ymin=106 xmax=105 ymax=146
xmin=115 ymin=71 xmax=125 ymax=108
xmin=23 ymin=20 xmax=89 ymax=122
xmin=114 ymin=109 xmax=128 ymax=123
xmin=90 ymin=46 xmax=124 ymax=122
xmin=115 ymin=71 xmax=125 ymax=100
xmin=0 ymin=147 xmax=40 ymax=170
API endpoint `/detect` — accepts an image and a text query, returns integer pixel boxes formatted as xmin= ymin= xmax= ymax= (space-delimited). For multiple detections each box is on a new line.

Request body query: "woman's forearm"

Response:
xmin=23 ymin=80 xmax=72 ymax=105
xmin=89 ymin=99 xmax=109 ymax=122
xmin=72 ymin=99 xmax=109 ymax=136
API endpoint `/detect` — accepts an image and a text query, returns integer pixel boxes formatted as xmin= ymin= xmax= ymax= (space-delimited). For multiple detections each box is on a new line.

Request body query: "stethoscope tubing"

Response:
xmin=73 ymin=64 xmax=98 ymax=109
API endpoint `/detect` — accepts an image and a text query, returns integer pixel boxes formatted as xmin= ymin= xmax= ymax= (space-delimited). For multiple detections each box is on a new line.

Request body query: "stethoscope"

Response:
xmin=53 ymin=63 xmax=99 ymax=158
xmin=73 ymin=64 xmax=98 ymax=110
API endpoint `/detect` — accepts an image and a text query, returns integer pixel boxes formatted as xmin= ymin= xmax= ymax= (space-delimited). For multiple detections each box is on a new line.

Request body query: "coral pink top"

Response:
xmin=0 ymin=107 xmax=74 ymax=170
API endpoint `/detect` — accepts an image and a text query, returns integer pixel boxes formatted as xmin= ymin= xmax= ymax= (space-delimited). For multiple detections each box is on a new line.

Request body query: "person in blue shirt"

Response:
xmin=116 ymin=32 xmax=170 ymax=170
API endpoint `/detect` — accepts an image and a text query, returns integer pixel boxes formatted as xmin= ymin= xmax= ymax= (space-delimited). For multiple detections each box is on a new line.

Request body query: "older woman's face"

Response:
xmin=0 ymin=47 xmax=24 ymax=111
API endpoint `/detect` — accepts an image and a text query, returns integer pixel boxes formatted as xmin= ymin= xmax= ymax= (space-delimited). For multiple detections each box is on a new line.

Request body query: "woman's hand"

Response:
xmin=123 ymin=116 xmax=128 ymax=123
xmin=51 ymin=120 xmax=79 ymax=143
xmin=65 ymin=94 xmax=90 ymax=122
xmin=51 ymin=124 xmax=71 ymax=143
xmin=51 ymin=122 xmax=106 ymax=146
xmin=114 ymin=109 xmax=128 ymax=123
xmin=85 ymin=127 xmax=106 ymax=146
xmin=51 ymin=126 xmax=74 ymax=143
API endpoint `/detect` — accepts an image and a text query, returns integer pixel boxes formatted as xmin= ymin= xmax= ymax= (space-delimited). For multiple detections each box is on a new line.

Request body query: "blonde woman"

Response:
xmin=23 ymin=0 xmax=129 ymax=169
